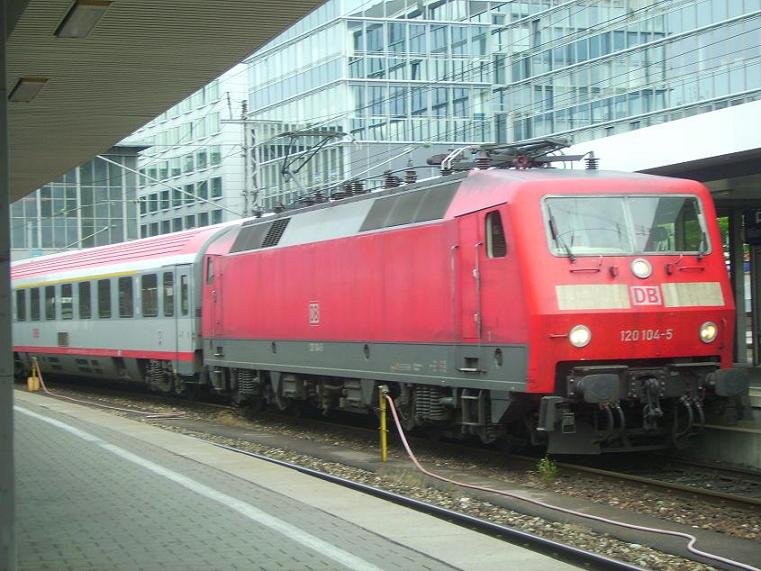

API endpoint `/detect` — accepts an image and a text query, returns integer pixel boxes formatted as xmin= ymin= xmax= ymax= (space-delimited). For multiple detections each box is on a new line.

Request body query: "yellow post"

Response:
xmin=26 ymin=360 xmax=39 ymax=392
xmin=379 ymin=384 xmax=389 ymax=462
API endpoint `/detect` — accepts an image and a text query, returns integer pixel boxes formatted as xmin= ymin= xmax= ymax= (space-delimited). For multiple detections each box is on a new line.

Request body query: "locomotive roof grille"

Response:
xmin=230 ymin=217 xmax=291 ymax=253
xmin=262 ymin=218 xmax=290 ymax=247
xmin=359 ymin=183 xmax=458 ymax=232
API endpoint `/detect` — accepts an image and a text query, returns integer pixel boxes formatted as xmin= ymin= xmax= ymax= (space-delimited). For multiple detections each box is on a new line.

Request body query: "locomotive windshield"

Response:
xmin=545 ymin=195 xmax=708 ymax=256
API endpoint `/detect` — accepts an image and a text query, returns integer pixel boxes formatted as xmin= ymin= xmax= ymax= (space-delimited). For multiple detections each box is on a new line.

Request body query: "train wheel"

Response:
xmin=184 ymin=382 xmax=202 ymax=402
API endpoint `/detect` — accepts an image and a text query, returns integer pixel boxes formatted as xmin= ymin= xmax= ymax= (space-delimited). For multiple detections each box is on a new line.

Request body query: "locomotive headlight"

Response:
xmin=569 ymin=325 xmax=591 ymax=348
xmin=700 ymin=321 xmax=718 ymax=343
xmin=631 ymin=258 xmax=652 ymax=279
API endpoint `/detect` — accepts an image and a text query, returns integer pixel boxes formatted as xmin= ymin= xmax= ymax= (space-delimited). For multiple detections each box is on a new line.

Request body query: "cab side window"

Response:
xmin=486 ymin=211 xmax=507 ymax=258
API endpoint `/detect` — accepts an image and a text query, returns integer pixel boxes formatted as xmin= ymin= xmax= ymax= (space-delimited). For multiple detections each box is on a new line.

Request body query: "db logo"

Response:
xmin=308 ymin=302 xmax=320 ymax=325
xmin=630 ymin=285 xmax=662 ymax=306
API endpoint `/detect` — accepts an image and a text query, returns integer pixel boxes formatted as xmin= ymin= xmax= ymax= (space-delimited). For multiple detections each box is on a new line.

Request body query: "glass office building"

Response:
xmin=131 ymin=65 xmax=249 ymax=236
xmin=9 ymin=146 xmax=141 ymax=260
xmin=247 ymin=0 xmax=761 ymax=210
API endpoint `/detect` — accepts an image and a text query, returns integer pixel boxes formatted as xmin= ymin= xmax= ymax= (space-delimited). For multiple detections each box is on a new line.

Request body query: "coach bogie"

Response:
xmin=141 ymin=358 xmax=179 ymax=394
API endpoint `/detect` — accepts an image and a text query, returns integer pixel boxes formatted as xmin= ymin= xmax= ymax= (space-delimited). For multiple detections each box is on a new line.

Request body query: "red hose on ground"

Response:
xmin=385 ymin=394 xmax=759 ymax=571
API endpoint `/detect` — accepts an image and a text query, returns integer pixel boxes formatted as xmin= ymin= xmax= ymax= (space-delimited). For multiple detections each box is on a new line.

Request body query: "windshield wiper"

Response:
xmin=548 ymin=214 xmax=575 ymax=262
xmin=697 ymin=231 xmax=708 ymax=260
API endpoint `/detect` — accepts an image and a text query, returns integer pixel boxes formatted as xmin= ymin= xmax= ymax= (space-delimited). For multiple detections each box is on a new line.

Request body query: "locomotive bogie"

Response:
xmin=209 ymin=366 xmax=510 ymax=444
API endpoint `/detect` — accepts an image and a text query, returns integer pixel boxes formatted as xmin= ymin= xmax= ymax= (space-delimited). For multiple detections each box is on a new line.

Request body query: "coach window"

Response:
xmin=141 ymin=274 xmax=158 ymax=317
xmin=98 ymin=279 xmax=112 ymax=318
xmin=163 ymin=272 xmax=175 ymax=317
xmin=180 ymin=274 xmax=189 ymax=316
xmin=45 ymin=286 xmax=56 ymax=320
xmin=30 ymin=288 xmax=40 ymax=321
xmin=79 ymin=282 xmax=91 ymax=319
xmin=15 ymin=290 xmax=26 ymax=322
xmin=61 ymin=284 xmax=73 ymax=319
xmin=119 ymin=277 xmax=134 ymax=318
xmin=486 ymin=211 xmax=507 ymax=258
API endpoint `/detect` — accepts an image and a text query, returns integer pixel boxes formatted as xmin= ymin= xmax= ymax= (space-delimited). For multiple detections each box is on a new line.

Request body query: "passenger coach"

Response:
xmin=11 ymin=227 xmax=230 ymax=393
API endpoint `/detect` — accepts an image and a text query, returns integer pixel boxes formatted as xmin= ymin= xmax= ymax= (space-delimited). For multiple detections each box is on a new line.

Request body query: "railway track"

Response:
xmin=548 ymin=457 xmax=761 ymax=509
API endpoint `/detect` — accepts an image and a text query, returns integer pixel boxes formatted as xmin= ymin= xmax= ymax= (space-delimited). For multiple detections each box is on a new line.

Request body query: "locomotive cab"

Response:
xmin=504 ymin=171 xmax=748 ymax=453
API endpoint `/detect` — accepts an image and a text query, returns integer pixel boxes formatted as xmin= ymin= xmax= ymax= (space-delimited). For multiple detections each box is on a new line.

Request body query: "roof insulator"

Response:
xmin=314 ymin=190 xmax=326 ymax=203
xmin=351 ymin=179 xmax=366 ymax=194
xmin=384 ymin=170 xmax=400 ymax=189
xmin=253 ymin=209 xmax=263 ymax=218
xmin=585 ymin=151 xmax=599 ymax=170
xmin=330 ymin=182 xmax=353 ymax=200
xmin=404 ymin=160 xmax=417 ymax=184
xmin=273 ymin=202 xmax=285 ymax=213
xmin=476 ymin=150 xmax=490 ymax=170
xmin=513 ymin=155 xmax=530 ymax=169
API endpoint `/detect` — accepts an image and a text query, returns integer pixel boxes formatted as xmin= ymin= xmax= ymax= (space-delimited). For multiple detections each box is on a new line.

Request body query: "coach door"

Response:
xmin=173 ymin=264 xmax=193 ymax=371
xmin=457 ymin=213 xmax=483 ymax=342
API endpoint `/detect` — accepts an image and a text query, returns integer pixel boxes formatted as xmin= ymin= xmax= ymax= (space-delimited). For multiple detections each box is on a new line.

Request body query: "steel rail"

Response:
xmin=550 ymin=459 xmax=761 ymax=509
xmin=655 ymin=455 xmax=761 ymax=479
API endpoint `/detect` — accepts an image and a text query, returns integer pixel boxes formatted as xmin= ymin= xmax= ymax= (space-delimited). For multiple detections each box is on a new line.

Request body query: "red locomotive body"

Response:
xmin=201 ymin=167 xmax=746 ymax=453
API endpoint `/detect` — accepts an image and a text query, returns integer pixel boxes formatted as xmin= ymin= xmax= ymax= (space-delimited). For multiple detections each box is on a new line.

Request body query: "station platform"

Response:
xmin=13 ymin=391 xmax=574 ymax=571
xmin=683 ymin=383 xmax=761 ymax=468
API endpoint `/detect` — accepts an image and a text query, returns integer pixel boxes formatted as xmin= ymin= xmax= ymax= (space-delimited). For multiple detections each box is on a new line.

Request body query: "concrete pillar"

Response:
xmin=729 ymin=211 xmax=747 ymax=364
xmin=0 ymin=0 xmax=16 ymax=567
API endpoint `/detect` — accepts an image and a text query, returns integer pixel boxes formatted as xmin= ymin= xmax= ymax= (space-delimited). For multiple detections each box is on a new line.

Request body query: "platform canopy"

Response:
xmin=5 ymin=0 xmax=323 ymax=201
xmin=565 ymin=99 xmax=761 ymax=211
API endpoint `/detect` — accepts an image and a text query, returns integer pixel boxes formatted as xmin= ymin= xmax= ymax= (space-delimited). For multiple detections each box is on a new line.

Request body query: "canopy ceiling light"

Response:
xmin=55 ymin=0 xmax=112 ymax=38
xmin=8 ymin=77 xmax=48 ymax=102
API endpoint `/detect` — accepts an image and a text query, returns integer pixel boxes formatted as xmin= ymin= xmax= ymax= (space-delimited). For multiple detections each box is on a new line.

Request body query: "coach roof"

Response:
xmin=11 ymin=223 xmax=237 ymax=284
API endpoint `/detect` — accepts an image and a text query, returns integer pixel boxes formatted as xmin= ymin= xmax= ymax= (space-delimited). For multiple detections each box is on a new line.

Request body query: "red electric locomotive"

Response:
xmin=12 ymin=141 xmax=749 ymax=454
